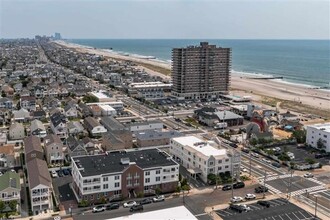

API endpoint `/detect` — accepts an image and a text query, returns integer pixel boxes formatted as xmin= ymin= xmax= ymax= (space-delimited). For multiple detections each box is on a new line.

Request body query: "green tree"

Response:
xmin=291 ymin=130 xmax=306 ymax=143
xmin=155 ymin=187 xmax=162 ymax=195
xmin=317 ymin=138 xmax=325 ymax=149
xmin=181 ymin=184 xmax=191 ymax=192
xmin=249 ymin=138 xmax=258 ymax=146
xmin=0 ymin=200 xmax=5 ymax=213
xmin=82 ymin=95 xmax=99 ymax=103
xmin=305 ymin=158 xmax=316 ymax=164
xmin=207 ymin=173 xmax=217 ymax=185
xmin=1 ymin=91 xmax=6 ymax=97
xmin=8 ymin=200 xmax=17 ymax=212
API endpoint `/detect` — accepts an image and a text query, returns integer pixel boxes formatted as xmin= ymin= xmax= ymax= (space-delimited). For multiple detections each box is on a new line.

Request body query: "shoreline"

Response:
xmin=53 ymin=40 xmax=330 ymax=114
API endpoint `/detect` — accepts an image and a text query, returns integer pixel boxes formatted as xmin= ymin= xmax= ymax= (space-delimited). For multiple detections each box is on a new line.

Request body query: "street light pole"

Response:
xmin=263 ymin=169 xmax=267 ymax=199
xmin=314 ymin=196 xmax=318 ymax=218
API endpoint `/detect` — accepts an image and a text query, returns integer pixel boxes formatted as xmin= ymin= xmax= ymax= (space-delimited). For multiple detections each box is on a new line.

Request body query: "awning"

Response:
xmin=187 ymin=167 xmax=202 ymax=175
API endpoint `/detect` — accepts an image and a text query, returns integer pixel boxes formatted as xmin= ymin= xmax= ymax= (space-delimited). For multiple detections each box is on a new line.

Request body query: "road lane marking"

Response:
xmin=292 ymin=212 xmax=300 ymax=219
xmin=195 ymin=213 xmax=208 ymax=217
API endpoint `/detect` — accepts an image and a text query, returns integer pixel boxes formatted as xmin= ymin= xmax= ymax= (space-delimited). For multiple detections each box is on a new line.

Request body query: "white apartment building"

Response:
xmin=71 ymin=148 xmax=179 ymax=203
xmin=306 ymin=123 xmax=330 ymax=152
xmin=170 ymin=136 xmax=241 ymax=183
xmin=127 ymin=82 xmax=172 ymax=100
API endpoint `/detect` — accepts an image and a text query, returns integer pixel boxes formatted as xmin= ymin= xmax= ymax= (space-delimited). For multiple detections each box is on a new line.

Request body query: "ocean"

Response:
xmin=68 ymin=39 xmax=330 ymax=89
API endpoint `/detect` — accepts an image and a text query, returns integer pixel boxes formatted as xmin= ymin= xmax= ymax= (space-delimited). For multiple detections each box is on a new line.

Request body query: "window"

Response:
xmin=156 ymin=177 xmax=160 ymax=182
xmin=209 ymin=168 xmax=214 ymax=173
xmin=145 ymin=171 xmax=150 ymax=176
xmin=209 ymin=161 xmax=214 ymax=166
xmin=218 ymin=160 xmax=222 ymax=164
xmin=103 ymin=177 xmax=108 ymax=182
xmin=115 ymin=182 xmax=120 ymax=187
xmin=218 ymin=167 xmax=222 ymax=170
xmin=145 ymin=178 xmax=150 ymax=183
xmin=225 ymin=165 xmax=229 ymax=168
xmin=225 ymin=159 xmax=229 ymax=162
xmin=156 ymin=170 xmax=161 ymax=174
xmin=115 ymin=175 xmax=120 ymax=180
xmin=97 ymin=194 xmax=100 ymax=199
xmin=171 ymin=168 xmax=175 ymax=171
xmin=103 ymin=184 xmax=108 ymax=189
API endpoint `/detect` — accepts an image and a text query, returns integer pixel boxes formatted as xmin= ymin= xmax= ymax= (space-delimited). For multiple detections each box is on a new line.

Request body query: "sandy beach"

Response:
xmin=54 ymin=40 xmax=330 ymax=114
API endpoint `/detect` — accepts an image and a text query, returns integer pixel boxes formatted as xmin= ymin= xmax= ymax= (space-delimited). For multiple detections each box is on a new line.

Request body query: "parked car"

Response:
xmin=130 ymin=204 xmax=143 ymax=212
xmin=251 ymin=153 xmax=260 ymax=158
xmin=245 ymin=193 xmax=256 ymax=200
xmin=51 ymin=170 xmax=58 ymax=178
xmin=153 ymin=195 xmax=165 ymax=202
xmin=229 ymin=204 xmax=244 ymax=213
xmin=123 ymin=201 xmax=137 ymax=208
xmin=63 ymin=169 xmax=70 ymax=176
xmin=229 ymin=143 xmax=238 ymax=148
xmin=240 ymin=204 xmax=251 ymax=212
xmin=230 ymin=196 xmax=243 ymax=203
xmin=222 ymin=185 xmax=232 ymax=191
xmin=241 ymin=168 xmax=248 ymax=173
xmin=242 ymin=148 xmax=250 ymax=153
xmin=255 ymin=186 xmax=269 ymax=193
xmin=233 ymin=182 xmax=245 ymax=189
xmin=139 ymin=198 xmax=152 ymax=205
xmin=271 ymin=162 xmax=281 ymax=168
xmin=92 ymin=205 xmax=105 ymax=213
xmin=257 ymin=200 xmax=271 ymax=208
xmin=303 ymin=173 xmax=314 ymax=178
xmin=57 ymin=170 xmax=64 ymax=177
xmin=315 ymin=154 xmax=323 ymax=159
xmin=105 ymin=203 xmax=120 ymax=210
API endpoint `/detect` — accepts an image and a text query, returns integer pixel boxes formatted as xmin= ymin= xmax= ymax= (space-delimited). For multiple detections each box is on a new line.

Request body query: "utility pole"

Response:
xmin=314 ymin=196 xmax=318 ymax=218
xmin=231 ymin=152 xmax=234 ymax=198
xmin=249 ymin=150 xmax=252 ymax=177
xmin=263 ymin=169 xmax=267 ymax=199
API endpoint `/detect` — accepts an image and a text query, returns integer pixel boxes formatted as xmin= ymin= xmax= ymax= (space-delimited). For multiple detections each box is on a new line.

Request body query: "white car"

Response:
xmin=51 ymin=170 xmax=58 ymax=178
xmin=92 ymin=205 xmax=105 ymax=213
xmin=245 ymin=193 xmax=256 ymax=200
xmin=123 ymin=201 xmax=137 ymax=208
xmin=240 ymin=204 xmax=251 ymax=212
xmin=153 ymin=195 xmax=165 ymax=202
xmin=303 ymin=173 xmax=314 ymax=178
xmin=242 ymin=168 xmax=248 ymax=173
xmin=230 ymin=196 xmax=243 ymax=203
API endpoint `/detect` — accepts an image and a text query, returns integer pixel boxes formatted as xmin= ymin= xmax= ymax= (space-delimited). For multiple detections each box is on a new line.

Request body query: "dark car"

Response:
xmin=229 ymin=204 xmax=244 ymax=213
xmin=255 ymin=186 xmax=269 ymax=193
xmin=315 ymin=154 xmax=323 ymax=159
xmin=105 ymin=203 xmax=120 ymax=210
xmin=130 ymin=204 xmax=143 ymax=212
xmin=63 ymin=169 xmax=70 ymax=176
xmin=271 ymin=162 xmax=281 ymax=168
xmin=57 ymin=170 xmax=64 ymax=177
xmin=229 ymin=143 xmax=238 ymax=148
xmin=222 ymin=185 xmax=232 ymax=191
xmin=139 ymin=198 xmax=152 ymax=205
xmin=241 ymin=148 xmax=250 ymax=153
xmin=233 ymin=182 xmax=245 ymax=189
xmin=257 ymin=200 xmax=271 ymax=208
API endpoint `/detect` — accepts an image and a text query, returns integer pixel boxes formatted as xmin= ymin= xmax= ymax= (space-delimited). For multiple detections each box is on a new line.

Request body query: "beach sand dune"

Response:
xmin=54 ymin=40 xmax=330 ymax=114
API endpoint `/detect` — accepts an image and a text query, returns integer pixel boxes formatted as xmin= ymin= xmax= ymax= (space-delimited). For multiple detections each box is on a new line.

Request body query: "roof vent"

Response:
xmin=121 ymin=157 xmax=130 ymax=165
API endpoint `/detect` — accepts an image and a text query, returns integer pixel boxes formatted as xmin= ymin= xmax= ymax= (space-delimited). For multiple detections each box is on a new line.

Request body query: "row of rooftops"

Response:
xmin=73 ymin=148 xmax=178 ymax=177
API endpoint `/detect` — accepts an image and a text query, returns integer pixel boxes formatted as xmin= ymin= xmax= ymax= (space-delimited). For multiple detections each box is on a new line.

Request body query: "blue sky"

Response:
xmin=0 ymin=0 xmax=329 ymax=39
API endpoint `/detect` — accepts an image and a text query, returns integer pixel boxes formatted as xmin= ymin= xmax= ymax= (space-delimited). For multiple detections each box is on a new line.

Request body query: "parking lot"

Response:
xmin=216 ymin=198 xmax=319 ymax=220
xmin=273 ymin=144 xmax=329 ymax=165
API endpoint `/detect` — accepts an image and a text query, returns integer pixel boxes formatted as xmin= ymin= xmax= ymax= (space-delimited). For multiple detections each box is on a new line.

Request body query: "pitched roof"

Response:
xmin=100 ymin=116 xmax=126 ymax=131
xmin=44 ymin=134 xmax=62 ymax=148
xmin=26 ymin=158 xmax=51 ymax=189
xmin=50 ymin=112 xmax=67 ymax=128
xmin=30 ymin=119 xmax=46 ymax=132
xmin=84 ymin=117 xmax=101 ymax=131
xmin=23 ymin=136 xmax=43 ymax=154
xmin=0 ymin=144 xmax=15 ymax=155
xmin=67 ymin=136 xmax=84 ymax=152
xmin=0 ymin=170 xmax=20 ymax=191
xmin=9 ymin=122 xmax=24 ymax=132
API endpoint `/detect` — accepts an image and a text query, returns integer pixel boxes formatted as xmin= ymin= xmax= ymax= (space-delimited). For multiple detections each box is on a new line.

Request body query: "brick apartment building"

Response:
xmin=71 ymin=148 xmax=179 ymax=203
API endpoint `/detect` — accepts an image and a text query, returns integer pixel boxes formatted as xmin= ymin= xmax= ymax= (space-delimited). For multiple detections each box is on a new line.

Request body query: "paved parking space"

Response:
xmin=216 ymin=198 xmax=319 ymax=220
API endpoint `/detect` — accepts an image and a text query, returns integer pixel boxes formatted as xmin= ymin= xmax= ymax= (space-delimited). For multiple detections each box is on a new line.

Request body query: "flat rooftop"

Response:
xmin=129 ymin=81 xmax=172 ymax=89
xmin=73 ymin=148 xmax=178 ymax=177
xmin=109 ymin=206 xmax=197 ymax=220
xmin=172 ymin=136 xmax=227 ymax=157
xmin=90 ymin=92 xmax=111 ymax=99
xmin=307 ymin=123 xmax=330 ymax=132
xmin=98 ymin=104 xmax=116 ymax=111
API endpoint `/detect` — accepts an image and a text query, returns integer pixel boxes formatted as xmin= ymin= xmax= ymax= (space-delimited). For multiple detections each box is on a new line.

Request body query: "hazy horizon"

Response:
xmin=1 ymin=0 xmax=329 ymax=40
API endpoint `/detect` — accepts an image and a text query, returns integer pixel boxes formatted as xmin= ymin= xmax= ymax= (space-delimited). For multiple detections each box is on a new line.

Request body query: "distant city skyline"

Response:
xmin=1 ymin=0 xmax=329 ymax=39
